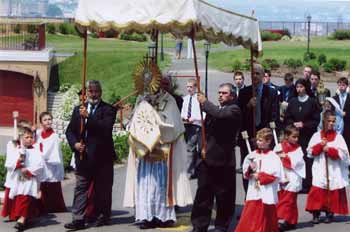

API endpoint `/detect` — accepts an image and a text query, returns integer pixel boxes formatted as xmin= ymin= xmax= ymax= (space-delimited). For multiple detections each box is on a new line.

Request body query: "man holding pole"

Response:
xmin=238 ymin=63 xmax=279 ymax=192
xmin=191 ymin=83 xmax=241 ymax=232
xmin=65 ymin=80 xmax=117 ymax=230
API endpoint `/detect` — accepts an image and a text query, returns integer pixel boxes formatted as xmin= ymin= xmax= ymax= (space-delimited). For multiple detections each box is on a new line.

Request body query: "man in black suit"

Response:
xmin=238 ymin=63 xmax=279 ymax=191
xmin=191 ymin=83 xmax=241 ymax=232
xmin=334 ymin=77 xmax=350 ymax=149
xmin=65 ymin=80 xmax=117 ymax=230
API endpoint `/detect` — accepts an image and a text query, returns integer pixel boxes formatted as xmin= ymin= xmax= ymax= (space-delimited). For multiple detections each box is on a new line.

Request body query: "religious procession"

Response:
xmin=1 ymin=0 xmax=350 ymax=232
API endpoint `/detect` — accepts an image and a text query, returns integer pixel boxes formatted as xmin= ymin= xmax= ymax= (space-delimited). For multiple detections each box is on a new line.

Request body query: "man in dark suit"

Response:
xmin=232 ymin=71 xmax=246 ymax=98
xmin=238 ymin=63 xmax=279 ymax=191
xmin=334 ymin=77 xmax=350 ymax=149
xmin=65 ymin=80 xmax=117 ymax=230
xmin=191 ymin=83 xmax=241 ymax=232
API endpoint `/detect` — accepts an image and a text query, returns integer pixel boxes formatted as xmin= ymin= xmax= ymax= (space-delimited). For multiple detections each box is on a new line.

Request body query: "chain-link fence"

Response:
xmin=260 ymin=21 xmax=350 ymax=36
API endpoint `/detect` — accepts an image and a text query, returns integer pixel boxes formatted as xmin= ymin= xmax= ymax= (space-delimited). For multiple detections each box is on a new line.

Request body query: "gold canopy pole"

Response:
xmin=79 ymin=28 xmax=88 ymax=160
xmin=190 ymin=27 xmax=207 ymax=160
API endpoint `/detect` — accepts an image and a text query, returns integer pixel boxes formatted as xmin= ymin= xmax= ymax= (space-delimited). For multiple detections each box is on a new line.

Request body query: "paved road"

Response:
xmin=1 ymin=55 xmax=349 ymax=232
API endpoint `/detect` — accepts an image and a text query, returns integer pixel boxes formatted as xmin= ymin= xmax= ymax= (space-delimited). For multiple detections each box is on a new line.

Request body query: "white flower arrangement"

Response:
xmin=53 ymin=84 xmax=80 ymax=121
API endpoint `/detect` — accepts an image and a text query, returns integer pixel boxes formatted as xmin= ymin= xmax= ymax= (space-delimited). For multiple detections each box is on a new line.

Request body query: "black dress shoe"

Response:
xmin=156 ymin=220 xmax=175 ymax=228
xmin=14 ymin=222 xmax=27 ymax=231
xmin=64 ymin=220 xmax=85 ymax=231
xmin=213 ymin=227 xmax=226 ymax=232
xmin=94 ymin=217 xmax=111 ymax=227
xmin=138 ymin=220 xmax=157 ymax=230
xmin=279 ymin=221 xmax=296 ymax=231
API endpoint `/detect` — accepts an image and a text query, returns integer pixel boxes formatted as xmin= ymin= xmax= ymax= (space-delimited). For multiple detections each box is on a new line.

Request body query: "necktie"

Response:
xmin=89 ymin=104 xmax=95 ymax=118
xmin=255 ymin=86 xmax=261 ymax=126
xmin=187 ymin=96 xmax=192 ymax=119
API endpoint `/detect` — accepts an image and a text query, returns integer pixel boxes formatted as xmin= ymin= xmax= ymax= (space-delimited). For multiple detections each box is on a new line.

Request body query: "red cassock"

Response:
xmin=277 ymin=190 xmax=298 ymax=224
xmin=1 ymin=188 xmax=15 ymax=220
xmin=11 ymin=195 xmax=39 ymax=220
xmin=235 ymin=200 xmax=278 ymax=232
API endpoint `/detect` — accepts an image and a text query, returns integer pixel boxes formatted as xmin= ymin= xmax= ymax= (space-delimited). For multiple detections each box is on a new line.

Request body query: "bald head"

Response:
xmin=253 ymin=63 xmax=264 ymax=85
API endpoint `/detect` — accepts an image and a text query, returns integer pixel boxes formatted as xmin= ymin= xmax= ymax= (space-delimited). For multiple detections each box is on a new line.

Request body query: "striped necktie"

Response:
xmin=187 ymin=96 xmax=192 ymax=119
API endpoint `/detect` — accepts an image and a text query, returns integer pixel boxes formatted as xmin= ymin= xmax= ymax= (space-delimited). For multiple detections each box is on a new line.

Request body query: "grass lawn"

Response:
xmin=47 ymin=34 xmax=171 ymax=103
xmin=210 ymin=37 xmax=350 ymax=72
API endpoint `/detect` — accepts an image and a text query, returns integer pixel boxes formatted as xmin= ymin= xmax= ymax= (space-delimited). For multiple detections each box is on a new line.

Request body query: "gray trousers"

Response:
xmin=72 ymin=163 xmax=114 ymax=221
xmin=184 ymin=124 xmax=201 ymax=174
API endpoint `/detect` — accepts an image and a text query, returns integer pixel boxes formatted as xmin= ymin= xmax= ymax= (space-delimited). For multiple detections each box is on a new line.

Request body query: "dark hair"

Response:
xmin=284 ymin=73 xmax=294 ymax=82
xmin=219 ymin=83 xmax=236 ymax=97
xmin=322 ymin=110 xmax=336 ymax=131
xmin=234 ymin=71 xmax=244 ymax=80
xmin=284 ymin=125 xmax=299 ymax=137
xmin=311 ymin=70 xmax=320 ymax=79
xmin=39 ymin=111 xmax=52 ymax=123
xmin=294 ymin=78 xmax=313 ymax=97
xmin=264 ymin=69 xmax=271 ymax=77
xmin=337 ymin=77 xmax=349 ymax=85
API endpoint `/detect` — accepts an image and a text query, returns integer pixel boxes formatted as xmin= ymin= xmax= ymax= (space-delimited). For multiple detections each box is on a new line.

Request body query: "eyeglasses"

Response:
xmin=218 ymin=91 xmax=229 ymax=95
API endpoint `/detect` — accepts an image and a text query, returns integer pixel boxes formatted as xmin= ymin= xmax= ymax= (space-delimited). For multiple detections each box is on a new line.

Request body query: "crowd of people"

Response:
xmin=1 ymin=63 xmax=350 ymax=232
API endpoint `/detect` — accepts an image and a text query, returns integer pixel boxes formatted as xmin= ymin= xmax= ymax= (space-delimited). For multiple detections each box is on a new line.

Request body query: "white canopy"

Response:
xmin=75 ymin=0 xmax=262 ymax=54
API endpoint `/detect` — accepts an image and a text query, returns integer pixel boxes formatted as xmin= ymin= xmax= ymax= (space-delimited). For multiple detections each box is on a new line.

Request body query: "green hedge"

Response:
xmin=61 ymin=142 xmax=73 ymax=171
xmin=332 ymin=30 xmax=350 ymax=40
xmin=58 ymin=23 xmax=77 ymax=35
xmin=323 ymin=58 xmax=347 ymax=72
xmin=113 ymin=133 xmax=129 ymax=163
xmin=261 ymin=31 xmax=282 ymax=41
xmin=119 ymin=33 xmax=147 ymax=42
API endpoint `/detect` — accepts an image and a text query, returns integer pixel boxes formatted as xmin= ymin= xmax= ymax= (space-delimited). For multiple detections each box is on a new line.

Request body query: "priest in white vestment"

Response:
xmin=123 ymin=90 xmax=193 ymax=229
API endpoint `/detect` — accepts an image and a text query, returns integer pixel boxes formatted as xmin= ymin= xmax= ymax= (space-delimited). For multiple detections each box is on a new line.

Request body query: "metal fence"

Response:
xmin=260 ymin=21 xmax=350 ymax=36
xmin=0 ymin=23 xmax=45 ymax=50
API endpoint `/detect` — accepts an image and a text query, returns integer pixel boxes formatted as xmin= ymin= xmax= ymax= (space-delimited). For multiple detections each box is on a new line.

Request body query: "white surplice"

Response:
xmin=36 ymin=130 xmax=64 ymax=182
xmin=307 ymin=131 xmax=349 ymax=190
xmin=9 ymin=144 xmax=44 ymax=199
xmin=243 ymin=150 xmax=285 ymax=204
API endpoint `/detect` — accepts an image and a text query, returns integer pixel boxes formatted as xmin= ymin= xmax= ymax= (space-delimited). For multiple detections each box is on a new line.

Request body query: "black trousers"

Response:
xmin=191 ymin=162 xmax=236 ymax=231
xmin=72 ymin=162 xmax=114 ymax=221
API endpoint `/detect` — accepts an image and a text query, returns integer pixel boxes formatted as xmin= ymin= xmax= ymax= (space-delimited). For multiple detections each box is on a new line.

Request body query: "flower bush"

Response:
xmin=53 ymin=84 xmax=80 ymax=121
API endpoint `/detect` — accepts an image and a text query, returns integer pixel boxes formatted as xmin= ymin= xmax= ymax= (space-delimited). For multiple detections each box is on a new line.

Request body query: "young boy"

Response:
xmin=2 ymin=120 xmax=34 ymax=221
xmin=36 ymin=112 xmax=66 ymax=213
xmin=235 ymin=128 xmax=284 ymax=232
xmin=306 ymin=110 xmax=349 ymax=224
xmin=274 ymin=125 xmax=305 ymax=230
xmin=8 ymin=127 xmax=44 ymax=230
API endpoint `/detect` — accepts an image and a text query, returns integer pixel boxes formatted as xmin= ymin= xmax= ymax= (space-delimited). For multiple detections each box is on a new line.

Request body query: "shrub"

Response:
xmin=303 ymin=51 xmax=317 ymax=62
xmin=119 ymin=32 xmax=147 ymax=42
xmin=332 ymin=30 xmax=350 ymax=40
xmin=284 ymin=58 xmax=303 ymax=70
xmin=0 ymin=156 xmax=5 ymax=190
xmin=59 ymin=83 xmax=72 ymax=93
xmin=323 ymin=58 xmax=347 ymax=72
xmin=262 ymin=59 xmax=280 ymax=70
xmin=318 ymin=54 xmax=327 ymax=65
xmin=47 ymin=23 xmax=56 ymax=34
xmin=58 ymin=23 xmax=77 ymax=35
xmin=113 ymin=132 xmax=129 ymax=163
xmin=261 ymin=31 xmax=282 ymax=41
xmin=61 ymin=142 xmax=73 ymax=171
xmin=232 ymin=60 xmax=242 ymax=72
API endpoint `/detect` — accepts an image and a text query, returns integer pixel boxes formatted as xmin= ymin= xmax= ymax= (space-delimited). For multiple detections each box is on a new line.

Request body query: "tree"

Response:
xmin=46 ymin=4 xmax=63 ymax=17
